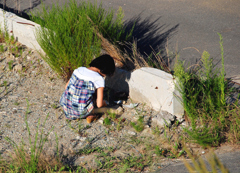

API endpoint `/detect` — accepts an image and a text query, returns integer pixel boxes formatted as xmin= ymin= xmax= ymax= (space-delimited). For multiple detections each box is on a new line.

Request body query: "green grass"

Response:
xmin=130 ymin=115 xmax=145 ymax=132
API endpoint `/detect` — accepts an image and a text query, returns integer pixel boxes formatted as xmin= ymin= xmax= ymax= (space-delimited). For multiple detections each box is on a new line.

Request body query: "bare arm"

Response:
xmin=65 ymin=79 xmax=70 ymax=90
xmin=96 ymin=87 xmax=107 ymax=108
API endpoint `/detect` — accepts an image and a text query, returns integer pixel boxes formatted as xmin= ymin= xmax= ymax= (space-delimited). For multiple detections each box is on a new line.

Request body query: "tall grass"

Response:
xmin=31 ymin=0 xmax=132 ymax=81
xmin=174 ymin=34 xmax=240 ymax=147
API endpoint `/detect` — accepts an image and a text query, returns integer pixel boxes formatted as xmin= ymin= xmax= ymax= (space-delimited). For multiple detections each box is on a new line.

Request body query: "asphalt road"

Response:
xmin=1 ymin=1 xmax=240 ymax=172
xmin=155 ymin=150 xmax=240 ymax=173
xmin=2 ymin=0 xmax=239 ymax=79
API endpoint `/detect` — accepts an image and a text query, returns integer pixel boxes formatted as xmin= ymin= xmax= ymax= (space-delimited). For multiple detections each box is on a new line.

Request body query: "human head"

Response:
xmin=89 ymin=54 xmax=115 ymax=76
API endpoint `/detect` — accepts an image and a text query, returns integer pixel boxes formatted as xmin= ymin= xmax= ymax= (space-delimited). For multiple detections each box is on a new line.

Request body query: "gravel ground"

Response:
xmin=1 ymin=41 xmax=240 ymax=172
xmin=0 ymin=42 xmax=176 ymax=171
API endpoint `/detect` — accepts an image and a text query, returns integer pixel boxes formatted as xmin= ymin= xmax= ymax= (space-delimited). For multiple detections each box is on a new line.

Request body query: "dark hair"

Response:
xmin=89 ymin=54 xmax=115 ymax=76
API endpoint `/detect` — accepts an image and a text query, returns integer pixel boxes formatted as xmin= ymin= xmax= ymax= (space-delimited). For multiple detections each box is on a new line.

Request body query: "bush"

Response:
xmin=31 ymin=0 xmax=132 ymax=80
xmin=174 ymin=34 xmax=240 ymax=146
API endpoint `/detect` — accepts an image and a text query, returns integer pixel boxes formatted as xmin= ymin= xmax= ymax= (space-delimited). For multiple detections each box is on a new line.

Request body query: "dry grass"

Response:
xmin=88 ymin=15 xmax=172 ymax=73
xmin=0 ymin=150 xmax=65 ymax=173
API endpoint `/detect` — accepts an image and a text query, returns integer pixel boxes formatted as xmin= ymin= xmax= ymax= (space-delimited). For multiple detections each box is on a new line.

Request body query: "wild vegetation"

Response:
xmin=30 ymin=0 xmax=133 ymax=81
xmin=0 ymin=0 xmax=239 ymax=172
xmin=174 ymin=34 xmax=240 ymax=147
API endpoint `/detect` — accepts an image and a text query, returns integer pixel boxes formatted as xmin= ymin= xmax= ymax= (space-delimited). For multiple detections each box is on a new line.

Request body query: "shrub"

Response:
xmin=174 ymin=34 xmax=239 ymax=147
xmin=31 ymin=0 xmax=132 ymax=80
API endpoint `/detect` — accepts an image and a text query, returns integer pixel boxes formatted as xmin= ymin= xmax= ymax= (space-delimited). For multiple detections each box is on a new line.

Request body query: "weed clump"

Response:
xmin=130 ymin=116 xmax=145 ymax=132
xmin=174 ymin=34 xmax=240 ymax=147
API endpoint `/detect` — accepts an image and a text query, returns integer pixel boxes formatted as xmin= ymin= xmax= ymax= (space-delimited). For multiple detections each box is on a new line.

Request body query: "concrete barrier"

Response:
xmin=106 ymin=67 xmax=184 ymax=119
xmin=128 ymin=67 xmax=184 ymax=119
xmin=0 ymin=9 xmax=42 ymax=52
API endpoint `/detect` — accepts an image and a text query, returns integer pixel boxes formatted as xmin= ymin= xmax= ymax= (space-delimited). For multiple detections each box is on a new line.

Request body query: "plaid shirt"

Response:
xmin=60 ymin=73 xmax=95 ymax=119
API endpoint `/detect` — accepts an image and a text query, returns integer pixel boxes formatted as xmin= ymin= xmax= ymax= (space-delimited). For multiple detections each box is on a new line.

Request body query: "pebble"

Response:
xmin=128 ymin=131 xmax=137 ymax=136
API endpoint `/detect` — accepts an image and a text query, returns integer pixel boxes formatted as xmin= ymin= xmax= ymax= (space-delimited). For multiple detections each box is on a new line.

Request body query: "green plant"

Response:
xmin=116 ymin=117 xmax=123 ymax=131
xmin=2 ymin=80 xmax=8 ymax=93
xmin=0 ymin=45 xmax=4 ymax=52
xmin=130 ymin=115 xmax=145 ymax=132
xmin=152 ymin=126 xmax=162 ymax=136
xmin=8 ymin=60 xmax=13 ymax=70
xmin=66 ymin=119 xmax=84 ymax=135
xmin=51 ymin=103 xmax=58 ymax=109
xmin=107 ymin=111 xmax=116 ymax=120
xmin=173 ymin=33 xmax=238 ymax=147
xmin=103 ymin=117 xmax=111 ymax=126
xmin=31 ymin=0 xmax=132 ymax=81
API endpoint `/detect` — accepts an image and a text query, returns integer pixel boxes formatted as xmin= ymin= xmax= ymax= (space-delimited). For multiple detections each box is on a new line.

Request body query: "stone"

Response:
xmin=152 ymin=111 xmax=176 ymax=128
xmin=76 ymin=136 xmax=86 ymax=142
xmin=98 ymin=117 xmax=104 ymax=124
xmin=13 ymin=64 xmax=22 ymax=72
xmin=128 ymin=131 xmax=137 ymax=136
xmin=141 ymin=127 xmax=152 ymax=136
xmin=0 ymin=10 xmax=43 ymax=52
xmin=128 ymin=67 xmax=184 ymax=119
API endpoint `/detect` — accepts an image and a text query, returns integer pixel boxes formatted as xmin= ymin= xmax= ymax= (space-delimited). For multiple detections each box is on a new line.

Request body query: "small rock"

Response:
xmin=178 ymin=118 xmax=185 ymax=123
xmin=76 ymin=136 xmax=86 ymax=142
xmin=98 ymin=117 xmax=104 ymax=124
xmin=152 ymin=112 xmax=173 ymax=128
xmin=133 ymin=116 xmax=138 ymax=121
xmin=13 ymin=64 xmax=23 ymax=72
xmin=8 ymin=96 xmax=18 ymax=100
xmin=27 ymin=55 xmax=31 ymax=60
xmin=181 ymin=121 xmax=188 ymax=127
xmin=144 ymin=125 xmax=150 ymax=128
xmin=128 ymin=131 xmax=136 ymax=136
xmin=141 ymin=128 xmax=152 ymax=135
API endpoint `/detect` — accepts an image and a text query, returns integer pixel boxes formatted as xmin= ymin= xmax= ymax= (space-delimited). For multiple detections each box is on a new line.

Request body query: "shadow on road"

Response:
xmin=0 ymin=0 xmax=42 ymax=20
xmin=122 ymin=13 xmax=179 ymax=70
xmin=124 ymin=13 xmax=179 ymax=56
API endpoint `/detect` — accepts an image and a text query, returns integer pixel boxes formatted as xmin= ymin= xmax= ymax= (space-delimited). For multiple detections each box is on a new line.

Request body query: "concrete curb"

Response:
xmin=0 ymin=9 xmax=42 ymax=52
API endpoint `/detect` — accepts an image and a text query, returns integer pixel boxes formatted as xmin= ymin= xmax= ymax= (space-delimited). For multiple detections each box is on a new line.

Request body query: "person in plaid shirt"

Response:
xmin=60 ymin=54 xmax=115 ymax=123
